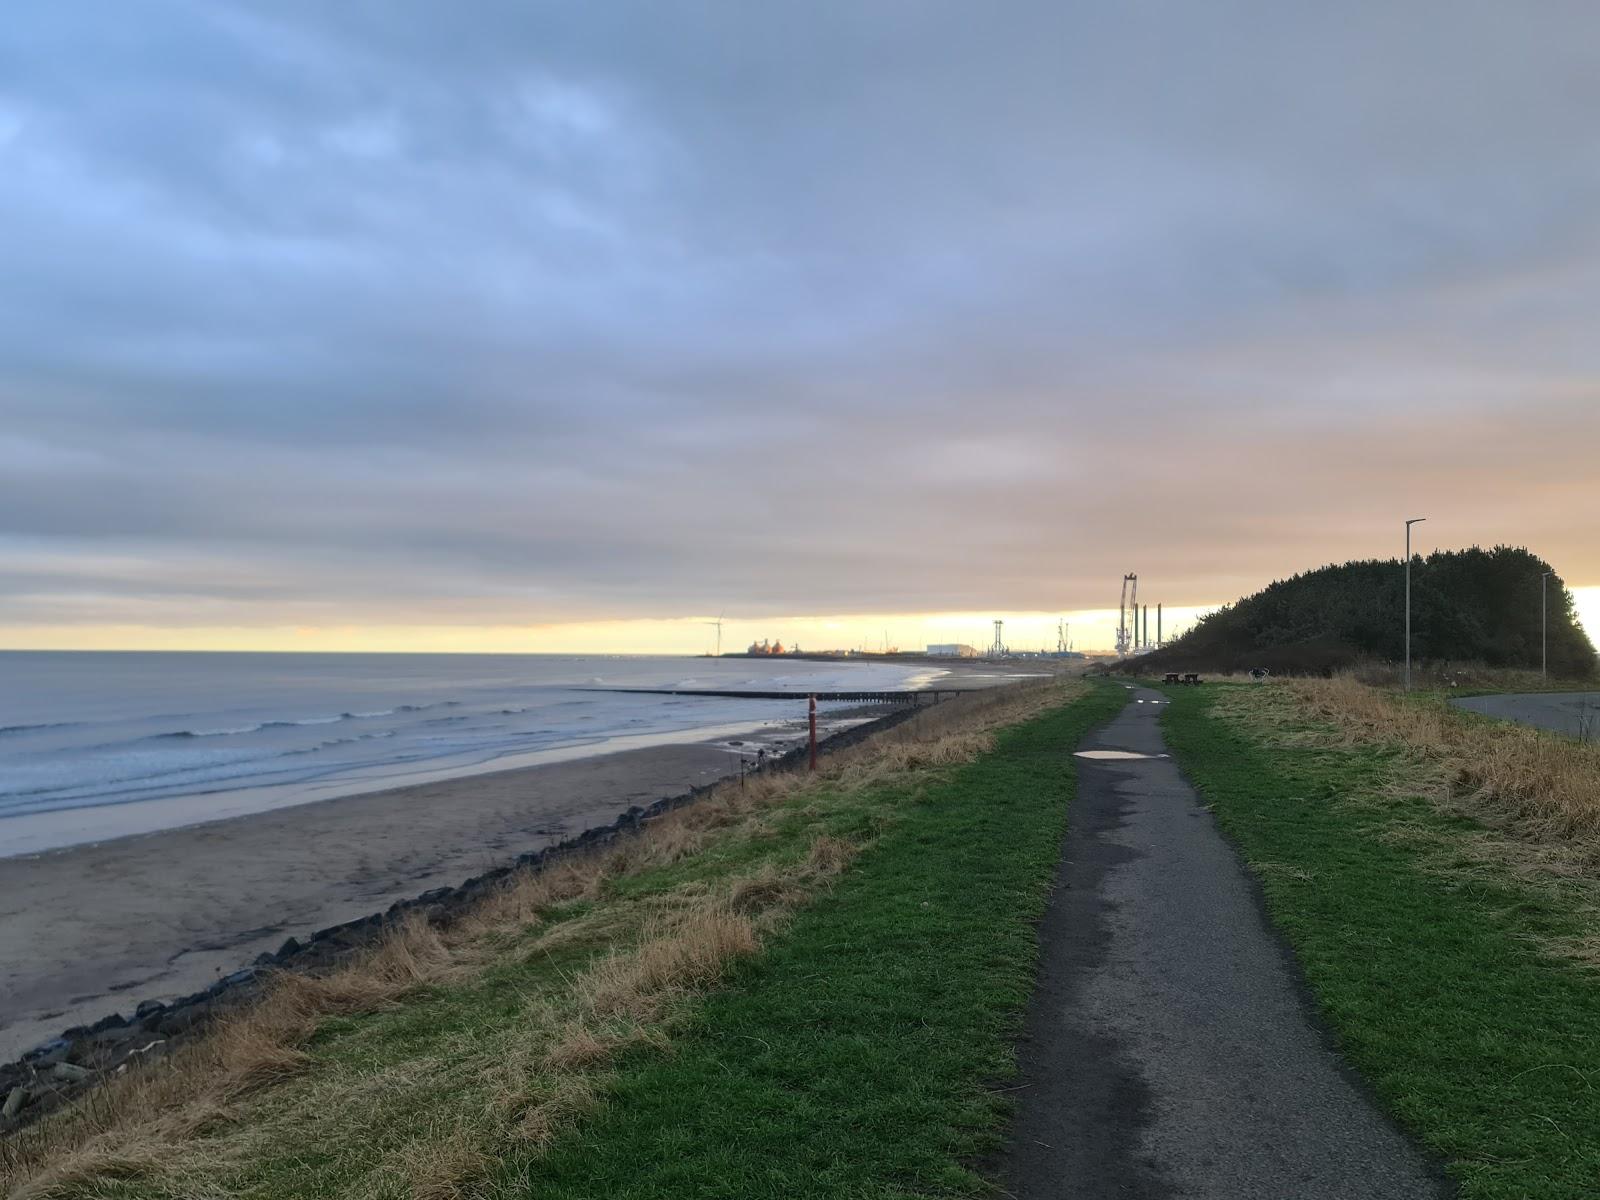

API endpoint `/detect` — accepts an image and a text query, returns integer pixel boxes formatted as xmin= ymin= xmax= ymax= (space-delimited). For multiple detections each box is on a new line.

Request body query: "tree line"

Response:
xmin=1152 ymin=546 xmax=1596 ymax=677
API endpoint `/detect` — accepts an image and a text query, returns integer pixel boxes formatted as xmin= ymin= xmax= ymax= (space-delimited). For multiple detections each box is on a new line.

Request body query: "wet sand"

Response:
xmin=0 ymin=735 xmax=771 ymax=1062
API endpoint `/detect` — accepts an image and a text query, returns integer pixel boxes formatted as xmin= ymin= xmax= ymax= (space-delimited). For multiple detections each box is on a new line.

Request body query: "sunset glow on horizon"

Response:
xmin=5 ymin=589 xmax=1597 ymax=658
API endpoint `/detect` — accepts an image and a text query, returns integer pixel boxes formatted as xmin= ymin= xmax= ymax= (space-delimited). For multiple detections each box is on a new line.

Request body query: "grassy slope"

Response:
xmin=20 ymin=682 xmax=1119 ymax=1200
xmin=490 ymin=682 xmax=1125 ymax=1198
xmin=1161 ymin=684 xmax=1600 ymax=1200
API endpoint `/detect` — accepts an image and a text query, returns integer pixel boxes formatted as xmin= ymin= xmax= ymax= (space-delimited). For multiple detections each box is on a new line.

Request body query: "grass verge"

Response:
xmin=489 ymin=679 xmax=1124 ymax=1198
xmin=5 ymin=679 xmax=1118 ymax=1199
xmin=1162 ymin=682 xmax=1600 ymax=1200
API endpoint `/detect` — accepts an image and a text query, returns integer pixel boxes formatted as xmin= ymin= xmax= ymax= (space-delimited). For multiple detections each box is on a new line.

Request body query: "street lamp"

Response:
xmin=1542 ymin=570 xmax=1554 ymax=680
xmin=1405 ymin=517 xmax=1426 ymax=690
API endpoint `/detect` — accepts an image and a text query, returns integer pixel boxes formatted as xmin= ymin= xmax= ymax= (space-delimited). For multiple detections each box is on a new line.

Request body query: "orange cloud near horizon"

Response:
xmin=4 ymin=590 xmax=1597 ymax=657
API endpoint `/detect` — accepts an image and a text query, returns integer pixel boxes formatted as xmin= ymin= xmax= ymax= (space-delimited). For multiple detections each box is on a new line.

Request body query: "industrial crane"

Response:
xmin=1118 ymin=574 xmax=1138 ymax=657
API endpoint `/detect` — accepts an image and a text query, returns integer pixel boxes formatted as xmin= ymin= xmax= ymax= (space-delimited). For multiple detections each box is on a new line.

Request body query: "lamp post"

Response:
xmin=1405 ymin=517 xmax=1426 ymax=690
xmin=1542 ymin=570 xmax=1554 ymax=680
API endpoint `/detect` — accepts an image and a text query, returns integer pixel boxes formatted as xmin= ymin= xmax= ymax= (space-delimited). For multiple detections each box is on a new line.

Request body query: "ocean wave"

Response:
xmin=151 ymin=715 xmax=341 ymax=739
xmin=2 ymin=728 xmax=407 ymax=806
xmin=2 ymin=655 xmax=919 ymax=831
xmin=0 ymin=721 xmax=81 ymax=736
xmin=146 ymin=705 xmax=435 ymax=740
xmin=283 ymin=729 xmax=399 ymax=755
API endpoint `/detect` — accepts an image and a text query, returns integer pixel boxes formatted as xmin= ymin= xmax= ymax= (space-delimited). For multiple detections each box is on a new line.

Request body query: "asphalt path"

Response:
xmin=998 ymin=685 xmax=1444 ymax=1199
xmin=1453 ymin=690 xmax=1599 ymax=739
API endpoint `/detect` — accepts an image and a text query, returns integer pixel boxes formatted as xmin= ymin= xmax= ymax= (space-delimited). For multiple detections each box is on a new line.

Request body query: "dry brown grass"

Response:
xmin=1338 ymin=660 xmax=1598 ymax=691
xmin=3 ymin=678 xmax=1082 ymax=1200
xmin=461 ymin=834 xmax=856 ymax=1185
xmin=575 ymin=906 xmax=759 ymax=1021
xmin=1283 ymin=677 xmax=1600 ymax=847
xmin=391 ymin=1127 xmax=491 ymax=1200
xmin=3 ymin=913 xmax=461 ymax=1199
xmin=225 ymin=916 xmax=459 ymax=1082
xmin=532 ymin=834 xmax=855 ymax=1082
xmin=456 ymin=855 xmax=598 ymax=934
xmin=1216 ymin=680 xmax=1600 ymax=972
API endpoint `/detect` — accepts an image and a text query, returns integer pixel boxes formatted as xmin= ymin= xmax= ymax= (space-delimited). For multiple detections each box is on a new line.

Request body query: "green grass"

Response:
xmin=1161 ymin=684 xmax=1600 ymax=1200
xmin=486 ymin=682 xmax=1125 ymax=1198
xmin=175 ymin=790 xmax=920 ymax=1199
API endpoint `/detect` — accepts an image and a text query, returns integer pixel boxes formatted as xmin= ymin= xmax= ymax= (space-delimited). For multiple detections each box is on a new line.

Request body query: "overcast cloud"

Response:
xmin=3 ymin=1 xmax=1598 ymax=642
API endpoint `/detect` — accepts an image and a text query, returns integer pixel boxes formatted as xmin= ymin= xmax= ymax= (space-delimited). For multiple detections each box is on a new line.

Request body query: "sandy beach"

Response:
xmin=0 ymin=657 xmax=1041 ymax=1064
xmin=0 ymin=732 xmax=777 ymax=1063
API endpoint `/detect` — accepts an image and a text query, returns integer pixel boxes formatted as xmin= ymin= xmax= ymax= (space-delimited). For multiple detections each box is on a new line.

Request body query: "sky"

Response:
xmin=2 ymin=2 xmax=1597 ymax=655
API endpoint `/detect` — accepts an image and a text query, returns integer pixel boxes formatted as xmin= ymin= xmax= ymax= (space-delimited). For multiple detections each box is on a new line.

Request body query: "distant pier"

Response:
xmin=580 ymin=687 xmax=958 ymax=704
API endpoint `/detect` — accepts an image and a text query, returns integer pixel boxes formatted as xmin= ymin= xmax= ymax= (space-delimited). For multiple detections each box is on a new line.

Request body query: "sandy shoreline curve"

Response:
xmin=0 ymin=728 xmax=796 ymax=1063
xmin=1 ymin=662 xmax=1036 ymax=1064
xmin=0 ymin=715 xmax=797 ymax=860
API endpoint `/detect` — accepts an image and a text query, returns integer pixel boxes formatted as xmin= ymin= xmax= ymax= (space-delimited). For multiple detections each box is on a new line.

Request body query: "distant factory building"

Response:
xmin=926 ymin=643 xmax=979 ymax=658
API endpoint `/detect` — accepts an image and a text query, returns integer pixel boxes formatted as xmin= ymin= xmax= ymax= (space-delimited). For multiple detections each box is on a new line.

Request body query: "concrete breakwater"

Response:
xmin=0 ymin=702 xmax=924 ymax=1135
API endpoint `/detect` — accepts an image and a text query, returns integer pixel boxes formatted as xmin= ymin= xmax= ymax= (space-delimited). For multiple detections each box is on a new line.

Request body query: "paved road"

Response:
xmin=1453 ymin=690 xmax=1598 ymax=739
xmin=999 ymin=685 xmax=1444 ymax=1199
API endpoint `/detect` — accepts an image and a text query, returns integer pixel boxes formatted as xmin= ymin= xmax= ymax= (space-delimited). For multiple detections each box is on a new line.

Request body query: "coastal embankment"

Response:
xmin=1 ymin=654 xmax=1031 ymax=1064
xmin=2 ymin=677 xmax=1101 ymax=1197
xmin=0 ymin=704 xmax=916 ymax=1067
xmin=2 ymin=739 xmax=738 ymax=1066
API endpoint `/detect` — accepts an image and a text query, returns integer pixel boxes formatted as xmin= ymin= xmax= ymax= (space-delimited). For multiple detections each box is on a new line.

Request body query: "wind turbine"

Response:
xmin=704 ymin=610 xmax=725 ymax=657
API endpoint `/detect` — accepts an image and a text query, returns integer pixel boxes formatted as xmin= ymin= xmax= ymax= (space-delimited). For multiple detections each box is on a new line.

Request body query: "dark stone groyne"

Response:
xmin=0 ymin=702 xmax=926 ymax=1135
xmin=584 ymin=687 xmax=962 ymax=703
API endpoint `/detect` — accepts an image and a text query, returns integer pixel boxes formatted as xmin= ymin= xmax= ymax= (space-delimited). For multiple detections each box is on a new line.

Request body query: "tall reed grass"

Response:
xmin=1286 ymin=677 xmax=1600 ymax=849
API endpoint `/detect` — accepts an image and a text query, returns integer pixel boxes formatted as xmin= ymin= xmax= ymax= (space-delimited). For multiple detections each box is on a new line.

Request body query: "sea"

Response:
xmin=0 ymin=652 xmax=946 ymax=857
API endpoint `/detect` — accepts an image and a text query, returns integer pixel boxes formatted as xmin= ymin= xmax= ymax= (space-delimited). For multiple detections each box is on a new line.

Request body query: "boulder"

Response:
xmin=2 ymin=1085 xmax=26 ymax=1119
xmin=155 ymin=1005 xmax=206 ymax=1038
xmin=21 ymin=1037 xmax=69 ymax=1065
